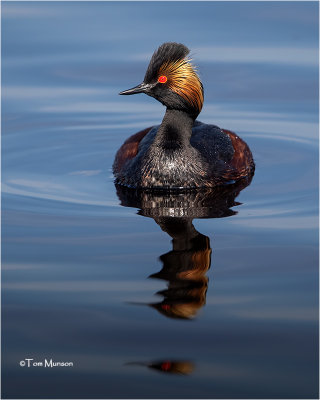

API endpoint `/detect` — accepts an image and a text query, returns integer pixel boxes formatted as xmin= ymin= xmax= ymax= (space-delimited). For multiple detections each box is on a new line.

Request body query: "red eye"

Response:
xmin=158 ymin=75 xmax=168 ymax=84
xmin=161 ymin=362 xmax=171 ymax=371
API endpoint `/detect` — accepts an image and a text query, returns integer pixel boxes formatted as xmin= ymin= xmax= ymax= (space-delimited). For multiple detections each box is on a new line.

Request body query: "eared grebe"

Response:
xmin=113 ymin=42 xmax=254 ymax=189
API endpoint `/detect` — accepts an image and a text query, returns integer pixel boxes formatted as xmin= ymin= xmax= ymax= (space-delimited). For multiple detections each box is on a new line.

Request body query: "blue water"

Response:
xmin=2 ymin=1 xmax=319 ymax=399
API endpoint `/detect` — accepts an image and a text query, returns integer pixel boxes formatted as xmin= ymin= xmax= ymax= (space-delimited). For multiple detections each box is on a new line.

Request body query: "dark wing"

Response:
xmin=190 ymin=122 xmax=254 ymax=182
xmin=191 ymin=122 xmax=234 ymax=163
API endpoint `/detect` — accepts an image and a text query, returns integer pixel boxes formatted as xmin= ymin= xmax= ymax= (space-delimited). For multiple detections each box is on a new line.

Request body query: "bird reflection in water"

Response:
xmin=115 ymin=175 xmax=253 ymax=320
xmin=149 ymin=216 xmax=211 ymax=319
xmin=125 ymin=360 xmax=195 ymax=375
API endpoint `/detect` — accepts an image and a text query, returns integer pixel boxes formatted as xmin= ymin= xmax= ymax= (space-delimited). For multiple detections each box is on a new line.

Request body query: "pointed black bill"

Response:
xmin=119 ymin=82 xmax=153 ymax=95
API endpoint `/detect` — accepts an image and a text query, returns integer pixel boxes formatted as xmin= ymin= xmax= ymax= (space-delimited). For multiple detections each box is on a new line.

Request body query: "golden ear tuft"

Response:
xmin=158 ymin=58 xmax=204 ymax=113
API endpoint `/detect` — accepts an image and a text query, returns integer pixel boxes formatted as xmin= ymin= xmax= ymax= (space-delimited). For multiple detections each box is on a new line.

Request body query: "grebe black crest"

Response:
xmin=113 ymin=42 xmax=254 ymax=189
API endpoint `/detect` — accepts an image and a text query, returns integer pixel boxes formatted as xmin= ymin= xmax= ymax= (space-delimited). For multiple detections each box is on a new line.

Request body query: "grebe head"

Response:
xmin=119 ymin=42 xmax=204 ymax=118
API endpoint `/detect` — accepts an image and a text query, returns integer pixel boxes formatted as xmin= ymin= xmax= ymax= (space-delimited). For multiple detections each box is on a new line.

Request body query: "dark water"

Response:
xmin=2 ymin=2 xmax=319 ymax=399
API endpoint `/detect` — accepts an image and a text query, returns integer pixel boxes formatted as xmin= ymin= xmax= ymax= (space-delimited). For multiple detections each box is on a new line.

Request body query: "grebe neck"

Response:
xmin=153 ymin=109 xmax=194 ymax=150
